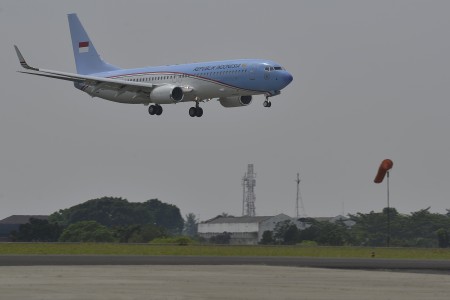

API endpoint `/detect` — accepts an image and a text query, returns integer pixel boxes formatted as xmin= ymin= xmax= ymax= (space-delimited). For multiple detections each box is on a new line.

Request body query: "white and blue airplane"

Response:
xmin=15 ymin=13 xmax=293 ymax=117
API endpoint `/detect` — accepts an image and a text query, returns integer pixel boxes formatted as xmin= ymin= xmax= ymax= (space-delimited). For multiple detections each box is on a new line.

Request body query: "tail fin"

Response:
xmin=67 ymin=13 xmax=120 ymax=75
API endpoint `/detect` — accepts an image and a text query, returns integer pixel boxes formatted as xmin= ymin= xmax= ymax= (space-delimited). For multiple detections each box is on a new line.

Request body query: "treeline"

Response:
xmin=11 ymin=197 xmax=186 ymax=243
xmin=10 ymin=198 xmax=450 ymax=248
xmin=261 ymin=207 xmax=450 ymax=248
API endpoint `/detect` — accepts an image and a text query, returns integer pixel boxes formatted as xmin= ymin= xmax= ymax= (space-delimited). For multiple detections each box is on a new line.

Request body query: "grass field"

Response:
xmin=1 ymin=243 xmax=450 ymax=259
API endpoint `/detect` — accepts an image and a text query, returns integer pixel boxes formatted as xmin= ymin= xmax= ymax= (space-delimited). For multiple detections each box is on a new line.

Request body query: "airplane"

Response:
xmin=14 ymin=13 xmax=293 ymax=117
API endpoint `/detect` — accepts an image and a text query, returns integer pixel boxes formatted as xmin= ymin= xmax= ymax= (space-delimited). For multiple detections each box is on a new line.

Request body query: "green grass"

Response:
xmin=1 ymin=243 xmax=450 ymax=259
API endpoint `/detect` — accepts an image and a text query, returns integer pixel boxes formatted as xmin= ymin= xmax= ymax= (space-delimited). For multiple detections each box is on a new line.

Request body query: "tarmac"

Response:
xmin=2 ymin=255 xmax=450 ymax=273
xmin=1 ymin=265 xmax=450 ymax=300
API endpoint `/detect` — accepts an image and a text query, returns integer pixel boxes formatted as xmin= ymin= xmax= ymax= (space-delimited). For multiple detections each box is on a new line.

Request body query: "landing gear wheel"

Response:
xmin=263 ymin=100 xmax=272 ymax=107
xmin=149 ymin=105 xmax=163 ymax=116
xmin=196 ymin=107 xmax=203 ymax=117
xmin=189 ymin=107 xmax=197 ymax=117
xmin=148 ymin=105 xmax=156 ymax=115
xmin=155 ymin=105 xmax=163 ymax=115
xmin=189 ymin=105 xmax=204 ymax=117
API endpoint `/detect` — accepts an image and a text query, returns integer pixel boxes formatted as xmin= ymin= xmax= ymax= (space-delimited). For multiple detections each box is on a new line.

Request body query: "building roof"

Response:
xmin=313 ymin=217 xmax=333 ymax=222
xmin=202 ymin=216 xmax=273 ymax=224
xmin=0 ymin=215 xmax=49 ymax=225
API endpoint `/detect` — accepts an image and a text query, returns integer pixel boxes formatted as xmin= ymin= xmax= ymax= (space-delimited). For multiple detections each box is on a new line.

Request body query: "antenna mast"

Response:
xmin=296 ymin=173 xmax=306 ymax=218
xmin=242 ymin=164 xmax=256 ymax=216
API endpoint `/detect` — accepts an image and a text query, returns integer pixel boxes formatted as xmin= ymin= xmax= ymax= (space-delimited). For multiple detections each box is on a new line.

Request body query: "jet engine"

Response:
xmin=219 ymin=95 xmax=252 ymax=108
xmin=150 ymin=85 xmax=184 ymax=104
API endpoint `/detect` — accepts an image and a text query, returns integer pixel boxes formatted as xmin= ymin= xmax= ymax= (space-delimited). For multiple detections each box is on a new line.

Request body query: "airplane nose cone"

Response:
xmin=286 ymin=73 xmax=293 ymax=83
xmin=282 ymin=72 xmax=293 ymax=87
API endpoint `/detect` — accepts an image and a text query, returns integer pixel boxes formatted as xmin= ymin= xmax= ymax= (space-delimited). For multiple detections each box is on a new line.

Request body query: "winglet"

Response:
xmin=14 ymin=45 xmax=39 ymax=71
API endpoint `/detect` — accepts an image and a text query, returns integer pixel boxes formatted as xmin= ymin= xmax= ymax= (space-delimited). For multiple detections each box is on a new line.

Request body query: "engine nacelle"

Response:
xmin=150 ymin=85 xmax=184 ymax=104
xmin=219 ymin=95 xmax=252 ymax=108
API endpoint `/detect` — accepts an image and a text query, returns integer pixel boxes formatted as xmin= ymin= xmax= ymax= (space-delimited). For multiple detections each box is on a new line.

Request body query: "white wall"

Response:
xmin=198 ymin=222 xmax=259 ymax=234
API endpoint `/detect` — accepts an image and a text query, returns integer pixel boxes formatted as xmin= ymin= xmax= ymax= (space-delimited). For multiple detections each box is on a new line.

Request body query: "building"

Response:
xmin=0 ymin=215 xmax=49 ymax=242
xmin=198 ymin=214 xmax=305 ymax=245
xmin=313 ymin=215 xmax=356 ymax=228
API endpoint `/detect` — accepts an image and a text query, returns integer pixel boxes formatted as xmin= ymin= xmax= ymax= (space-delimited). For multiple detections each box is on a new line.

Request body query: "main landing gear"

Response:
xmin=189 ymin=103 xmax=203 ymax=117
xmin=148 ymin=104 xmax=163 ymax=116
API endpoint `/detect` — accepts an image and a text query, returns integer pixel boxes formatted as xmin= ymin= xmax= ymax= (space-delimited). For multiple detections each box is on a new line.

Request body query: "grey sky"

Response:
xmin=1 ymin=0 xmax=449 ymax=221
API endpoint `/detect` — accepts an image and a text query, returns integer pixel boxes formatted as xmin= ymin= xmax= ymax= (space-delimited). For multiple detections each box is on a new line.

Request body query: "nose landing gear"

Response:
xmin=263 ymin=95 xmax=272 ymax=107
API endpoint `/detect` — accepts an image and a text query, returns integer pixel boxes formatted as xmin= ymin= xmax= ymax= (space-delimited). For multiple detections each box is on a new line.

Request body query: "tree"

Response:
xmin=59 ymin=221 xmax=115 ymax=242
xmin=349 ymin=210 xmax=393 ymax=246
xmin=296 ymin=219 xmax=349 ymax=246
xmin=49 ymin=197 xmax=184 ymax=234
xmin=348 ymin=207 xmax=450 ymax=247
xmin=143 ymin=199 xmax=184 ymax=234
xmin=10 ymin=218 xmax=63 ymax=242
xmin=436 ymin=228 xmax=449 ymax=248
xmin=127 ymin=224 xmax=166 ymax=243
xmin=315 ymin=221 xmax=347 ymax=246
xmin=183 ymin=213 xmax=198 ymax=237
xmin=273 ymin=220 xmax=299 ymax=245
xmin=49 ymin=197 xmax=152 ymax=227
xmin=260 ymin=230 xmax=275 ymax=245
xmin=112 ymin=225 xmax=142 ymax=243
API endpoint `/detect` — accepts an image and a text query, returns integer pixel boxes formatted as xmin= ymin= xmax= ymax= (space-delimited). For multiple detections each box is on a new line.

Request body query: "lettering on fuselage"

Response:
xmin=193 ymin=64 xmax=241 ymax=72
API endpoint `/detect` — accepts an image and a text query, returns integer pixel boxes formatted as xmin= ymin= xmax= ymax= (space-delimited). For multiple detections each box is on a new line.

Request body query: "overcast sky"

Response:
xmin=1 ymin=0 xmax=449 ymax=221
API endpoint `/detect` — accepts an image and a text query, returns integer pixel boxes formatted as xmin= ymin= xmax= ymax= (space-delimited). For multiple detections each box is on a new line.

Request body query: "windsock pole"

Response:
xmin=374 ymin=159 xmax=393 ymax=247
xmin=386 ymin=171 xmax=390 ymax=247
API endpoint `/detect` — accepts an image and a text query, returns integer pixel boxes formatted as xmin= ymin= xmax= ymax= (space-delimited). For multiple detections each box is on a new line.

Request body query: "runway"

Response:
xmin=1 ymin=255 xmax=450 ymax=273
xmin=1 ymin=256 xmax=450 ymax=299
xmin=1 ymin=265 xmax=450 ymax=300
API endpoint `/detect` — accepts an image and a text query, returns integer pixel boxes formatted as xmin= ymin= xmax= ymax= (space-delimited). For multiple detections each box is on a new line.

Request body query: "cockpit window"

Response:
xmin=274 ymin=66 xmax=283 ymax=70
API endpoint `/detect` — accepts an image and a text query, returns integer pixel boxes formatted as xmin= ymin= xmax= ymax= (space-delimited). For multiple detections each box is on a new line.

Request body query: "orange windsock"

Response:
xmin=374 ymin=159 xmax=393 ymax=183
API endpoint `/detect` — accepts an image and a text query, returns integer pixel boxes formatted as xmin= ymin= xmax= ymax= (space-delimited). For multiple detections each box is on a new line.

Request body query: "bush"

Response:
xmin=150 ymin=236 xmax=196 ymax=245
xmin=59 ymin=221 xmax=115 ymax=242
xmin=209 ymin=232 xmax=231 ymax=244
xmin=127 ymin=225 xmax=166 ymax=243
xmin=298 ymin=240 xmax=318 ymax=247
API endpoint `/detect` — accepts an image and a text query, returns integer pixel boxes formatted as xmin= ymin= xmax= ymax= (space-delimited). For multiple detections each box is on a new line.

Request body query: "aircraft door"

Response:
xmin=248 ymin=64 xmax=256 ymax=80
xmin=264 ymin=66 xmax=270 ymax=80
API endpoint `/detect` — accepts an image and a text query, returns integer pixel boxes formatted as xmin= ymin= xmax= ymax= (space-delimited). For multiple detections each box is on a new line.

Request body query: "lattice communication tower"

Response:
xmin=242 ymin=164 xmax=256 ymax=216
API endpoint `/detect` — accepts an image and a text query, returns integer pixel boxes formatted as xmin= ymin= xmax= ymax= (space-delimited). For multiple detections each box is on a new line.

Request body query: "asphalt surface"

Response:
xmin=1 ymin=255 xmax=450 ymax=273
xmin=2 ymin=256 xmax=450 ymax=299
xmin=2 ymin=265 xmax=450 ymax=300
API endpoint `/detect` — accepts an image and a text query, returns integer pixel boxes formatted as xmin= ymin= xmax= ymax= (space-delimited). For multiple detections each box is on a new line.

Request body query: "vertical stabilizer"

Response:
xmin=67 ymin=13 xmax=120 ymax=75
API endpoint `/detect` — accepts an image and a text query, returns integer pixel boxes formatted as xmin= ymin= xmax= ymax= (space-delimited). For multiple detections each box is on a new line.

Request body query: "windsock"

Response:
xmin=374 ymin=159 xmax=393 ymax=183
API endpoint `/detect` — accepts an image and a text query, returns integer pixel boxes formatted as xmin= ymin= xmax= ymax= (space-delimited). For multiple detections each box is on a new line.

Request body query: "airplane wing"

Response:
xmin=14 ymin=45 xmax=158 ymax=94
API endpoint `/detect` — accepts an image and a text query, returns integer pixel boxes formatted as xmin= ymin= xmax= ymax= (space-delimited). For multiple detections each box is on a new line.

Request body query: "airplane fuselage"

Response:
xmin=78 ymin=59 xmax=293 ymax=105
